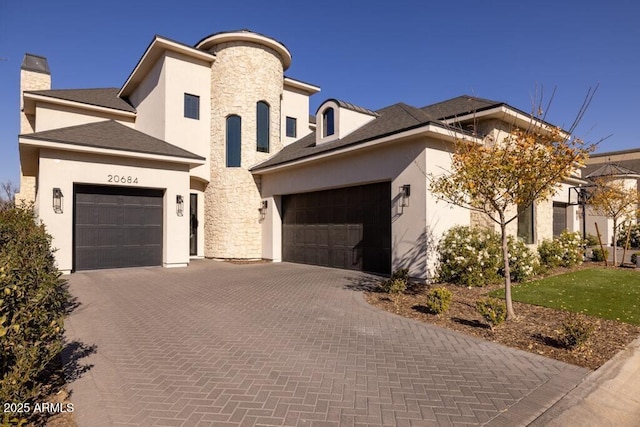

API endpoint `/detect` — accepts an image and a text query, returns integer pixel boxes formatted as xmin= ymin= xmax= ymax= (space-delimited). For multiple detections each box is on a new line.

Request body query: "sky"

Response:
xmin=0 ymin=0 xmax=638 ymax=186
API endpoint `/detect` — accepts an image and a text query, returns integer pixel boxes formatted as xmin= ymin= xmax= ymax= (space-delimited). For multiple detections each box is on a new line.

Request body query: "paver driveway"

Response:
xmin=65 ymin=261 xmax=588 ymax=426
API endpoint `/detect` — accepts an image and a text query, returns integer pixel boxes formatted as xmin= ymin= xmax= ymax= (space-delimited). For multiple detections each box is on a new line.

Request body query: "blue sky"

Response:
xmin=1 ymin=0 xmax=638 ymax=185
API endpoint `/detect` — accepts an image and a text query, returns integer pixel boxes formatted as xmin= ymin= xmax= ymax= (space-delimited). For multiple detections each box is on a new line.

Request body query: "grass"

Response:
xmin=489 ymin=268 xmax=640 ymax=325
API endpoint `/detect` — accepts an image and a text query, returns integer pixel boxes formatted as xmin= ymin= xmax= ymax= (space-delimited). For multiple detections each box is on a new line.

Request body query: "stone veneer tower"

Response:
xmin=195 ymin=31 xmax=292 ymax=259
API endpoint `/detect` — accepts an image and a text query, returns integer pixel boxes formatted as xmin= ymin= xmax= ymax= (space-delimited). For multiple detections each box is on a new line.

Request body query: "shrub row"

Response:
xmin=0 ymin=204 xmax=70 ymax=421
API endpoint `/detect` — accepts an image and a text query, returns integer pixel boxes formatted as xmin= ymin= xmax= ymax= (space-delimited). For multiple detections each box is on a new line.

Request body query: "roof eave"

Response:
xmin=22 ymin=92 xmax=137 ymax=118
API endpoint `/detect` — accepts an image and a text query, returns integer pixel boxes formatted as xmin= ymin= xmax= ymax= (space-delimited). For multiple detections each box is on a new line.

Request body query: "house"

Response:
xmin=583 ymin=151 xmax=640 ymax=246
xmin=15 ymin=29 xmax=581 ymax=279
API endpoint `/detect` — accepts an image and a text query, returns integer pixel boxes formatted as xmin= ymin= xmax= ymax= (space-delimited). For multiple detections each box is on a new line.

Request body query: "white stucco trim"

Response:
xmin=19 ymin=137 xmax=206 ymax=166
xmin=119 ymin=36 xmax=215 ymax=98
xmin=283 ymin=77 xmax=321 ymax=94
xmin=23 ymin=93 xmax=136 ymax=118
xmin=254 ymin=124 xmax=478 ymax=174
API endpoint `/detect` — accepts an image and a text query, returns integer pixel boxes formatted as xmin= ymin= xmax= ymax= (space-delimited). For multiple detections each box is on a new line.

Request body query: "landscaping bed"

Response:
xmin=364 ymin=265 xmax=640 ymax=370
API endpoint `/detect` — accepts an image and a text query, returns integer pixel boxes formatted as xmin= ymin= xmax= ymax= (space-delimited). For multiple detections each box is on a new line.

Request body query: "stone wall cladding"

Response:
xmin=205 ymin=41 xmax=284 ymax=259
xmin=16 ymin=70 xmax=51 ymax=203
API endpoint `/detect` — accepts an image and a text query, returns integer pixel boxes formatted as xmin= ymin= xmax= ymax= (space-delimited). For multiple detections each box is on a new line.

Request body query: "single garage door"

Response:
xmin=282 ymin=182 xmax=391 ymax=275
xmin=74 ymin=184 xmax=164 ymax=270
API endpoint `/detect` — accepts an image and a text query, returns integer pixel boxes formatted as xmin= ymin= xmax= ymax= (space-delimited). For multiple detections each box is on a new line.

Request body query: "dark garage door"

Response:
xmin=282 ymin=182 xmax=391 ymax=275
xmin=74 ymin=185 xmax=164 ymax=271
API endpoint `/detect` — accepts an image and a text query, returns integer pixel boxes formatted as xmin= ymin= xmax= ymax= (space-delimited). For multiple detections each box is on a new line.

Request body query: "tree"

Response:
xmin=430 ymin=123 xmax=594 ymax=320
xmin=0 ymin=181 xmax=17 ymax=207
xmin=588 ymin=177 xmax=640 ymax=265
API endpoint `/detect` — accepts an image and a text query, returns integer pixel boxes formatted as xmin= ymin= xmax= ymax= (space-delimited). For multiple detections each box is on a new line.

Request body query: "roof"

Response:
xmin=584 ymin=162 xmax=640 ymax=179
xmin=20 ymin=120 xmax=204 ymax=160
xmin=420 ymin=95 xmax=504 ymax=120
xmin=26 ymin=88 xmax=136 ymax=112
xmin=320 ymin=99 xmax=380 ymax=117
xmin=252 ymin=102 xmax=441 ymax=170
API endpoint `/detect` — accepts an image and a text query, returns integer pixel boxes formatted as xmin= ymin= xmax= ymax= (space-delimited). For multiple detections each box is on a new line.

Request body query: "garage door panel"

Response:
xmin=282 ymin=182 xmax=391 ymax=275
xmin=74 ymin=185 xmax=164 ymax=271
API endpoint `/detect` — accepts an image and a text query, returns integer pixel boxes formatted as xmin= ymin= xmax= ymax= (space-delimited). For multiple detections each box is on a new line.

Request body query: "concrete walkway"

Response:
xmin=64 ymin=261 xmax=589 ymax=426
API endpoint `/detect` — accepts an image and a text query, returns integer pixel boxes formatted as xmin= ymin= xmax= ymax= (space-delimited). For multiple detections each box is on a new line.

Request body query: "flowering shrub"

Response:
xmin=503 ymin=236 xmax=539 ymax=282
xmin=436 ymin=226 xmax=502 ymax=287
xmin=537 ymin=231 xmax=584 ymax=269
xmin=437 ymin=226 xmax=538 ymax=286
xmin=616 ymin=223 xmax=640 ymax=248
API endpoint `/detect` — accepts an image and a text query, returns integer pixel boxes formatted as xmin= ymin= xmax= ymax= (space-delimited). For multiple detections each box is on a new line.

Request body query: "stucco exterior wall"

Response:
xmin=129 ymin=56 xmax=167 ymax=141
xmin=205 ymin=41 xmax=284 ymax=259
xmin=38 ymin=148 xmax=190 ymax=273
xmin=281 ymin=86 xmax=312 ymax=146
xmin=34 ymin=104 xmax=135 ymax=132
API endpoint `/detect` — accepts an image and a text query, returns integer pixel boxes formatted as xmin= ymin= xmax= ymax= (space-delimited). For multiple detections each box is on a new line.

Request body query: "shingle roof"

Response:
xmin=584 ymin=162 xmax=640 ymax=179
xmin=252 ymin=103 xmax=441 ymax=170
xmin=26 ymin=88 xmax=136 ymax=113
xmin=20 ymin=120 xmax=204 ymax=160
xmin=329 ymin=99 xmax=379 ymax=117
xmin=420 ymin=95 xmax=503 ymax=120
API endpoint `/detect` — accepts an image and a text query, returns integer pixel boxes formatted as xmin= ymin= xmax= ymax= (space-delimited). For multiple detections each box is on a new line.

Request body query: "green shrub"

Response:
xmin=380 ymin=268 xmax=409 ymax=293
xmin=436 ymin=226 xmax=502 ymax=287
xmin=592 ymin=247 xmax=609 ymax=262
xmin=616 ymin=224 xmax=640 ymax=249
xmin=559 ymin=316 xmax=594 ymax=350
xmin=424 ymin=287 xmax=453 ymax=315
xmin=632 ymin=253 xmax=638 ymax=265
xmin=537 ymin=231 xmax=584 ymax=269
xmin=0 ymin=204 xmax=70 ymax=412
xmin=585 ymin=234 xmax=600 ymax=247
xmin=476 ymin=297 xmax=507 ymax=329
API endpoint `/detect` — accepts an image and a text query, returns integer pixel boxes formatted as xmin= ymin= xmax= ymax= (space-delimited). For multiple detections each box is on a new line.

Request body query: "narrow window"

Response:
xmin=323 ymin=108 xmax=334 ymax=137
xmin=517 ymin=204 xmax=535 ymax=244
xmin=226 ymin=115 xmax=241 ymax=167
xmin=286 ymin=116 xmax=297 ymax=138
xmin=184 ymin=93 xmax=199 ymax=120
xmin=257 ymin=101 xmax=270 ymax=153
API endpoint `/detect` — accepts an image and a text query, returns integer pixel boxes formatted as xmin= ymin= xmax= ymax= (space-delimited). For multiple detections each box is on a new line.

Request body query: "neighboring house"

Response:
xmin=15 ymin=29 xmax=581 ymax=279
xmin=583 ymin=152 xmax=640 ymax=245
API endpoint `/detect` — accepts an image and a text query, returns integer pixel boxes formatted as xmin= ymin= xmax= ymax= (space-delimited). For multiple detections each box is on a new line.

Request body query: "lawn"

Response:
xmin=494 ymin=268 xmax=640 ymax=325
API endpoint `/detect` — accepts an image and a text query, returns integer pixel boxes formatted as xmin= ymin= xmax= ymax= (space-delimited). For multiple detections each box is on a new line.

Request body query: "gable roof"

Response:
xmin=20 ymin=120 xmax=203 ymax=160
xmin=26 ymin=88 xmax=136 ymax=112
xmin=420 ymin=95 xmax=504 ymax=120
xmin=252 ymin=102 xmax=443 ymax=171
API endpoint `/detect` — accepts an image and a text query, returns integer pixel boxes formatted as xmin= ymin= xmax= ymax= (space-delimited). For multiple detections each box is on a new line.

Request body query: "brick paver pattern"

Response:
xmin=65 ymin=261 xmax=588 ymax=426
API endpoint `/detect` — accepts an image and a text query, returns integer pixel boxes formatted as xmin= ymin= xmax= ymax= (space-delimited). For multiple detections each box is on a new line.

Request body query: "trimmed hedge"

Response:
xmin=0 ymin=204 xmax=70 ymax=416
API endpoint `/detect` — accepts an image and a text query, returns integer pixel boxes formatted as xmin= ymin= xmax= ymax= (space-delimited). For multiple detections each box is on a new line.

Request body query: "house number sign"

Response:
xmin=107 ymin=174 xmax=139 ymax=184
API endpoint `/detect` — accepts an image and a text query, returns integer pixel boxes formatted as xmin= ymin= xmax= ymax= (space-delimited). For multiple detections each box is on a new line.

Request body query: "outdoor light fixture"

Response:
xmin=259 ymin=200 xmax=268 ymax=220
xmin=400 ymin=184 xmax=411 ymax=207
xmin=176 ymin=195 xmax=184 ymax=216
xmin=52 ymin=188 xmax=63 ymax=214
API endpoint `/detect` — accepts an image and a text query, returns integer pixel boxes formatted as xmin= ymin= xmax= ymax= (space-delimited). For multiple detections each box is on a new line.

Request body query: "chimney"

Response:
xmin=20 ymin=53 xmax=51 ymax=134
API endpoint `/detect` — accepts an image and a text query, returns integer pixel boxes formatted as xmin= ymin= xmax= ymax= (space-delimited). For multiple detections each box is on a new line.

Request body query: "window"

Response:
xmin=517 ymin=204 xmax=535 ymax=244
xmin=226 ymin=115 xmax=241 ymax=167
xmin=286 ymin=116 xmax=297 ymax=138
xmin=184 ymin=93 xmax=199 ymax=120
xmin=322 ymin=107 xmax=334 ymax=137
xmin=552 ymin=202 xmax=568 ymax=237
xmin=257 ymin=101 xmax=270 ymax=152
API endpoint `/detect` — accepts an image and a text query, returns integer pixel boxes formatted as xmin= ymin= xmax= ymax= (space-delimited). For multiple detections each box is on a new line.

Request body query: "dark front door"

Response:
xmin=190 ymin=193 xmax=198 ymax=256
xmin=282 ymin=182 xmax=391 ymax=274
xmin=74 ymin=184 xmax=164 ymax=270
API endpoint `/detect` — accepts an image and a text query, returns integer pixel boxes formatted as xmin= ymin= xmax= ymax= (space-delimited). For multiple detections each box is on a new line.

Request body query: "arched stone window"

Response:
xmin=257 ymin=101 xmax=270 ymax=153
xmin=226 ymin=115 xmax=241 ymax=167
xmin=322 ymin=107 xmax=335 ymax=137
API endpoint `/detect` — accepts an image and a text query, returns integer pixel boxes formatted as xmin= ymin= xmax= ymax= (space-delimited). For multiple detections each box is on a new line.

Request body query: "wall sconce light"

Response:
xmin=53 ymin=188 xmax=63 ymax=214
xmin=400 ymin=184 xmax=411 ymax=207
xmin=258 ymin=200 xmax=268 ymax=220
xmin=176 ymin=195 xmax=184 ymax=216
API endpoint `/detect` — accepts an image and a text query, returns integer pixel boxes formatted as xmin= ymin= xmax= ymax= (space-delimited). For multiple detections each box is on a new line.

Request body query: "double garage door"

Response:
xmin=282 ymin=182 xmax=391 ymax=275
xmin=74 ymin=185 xmax=163 ymax=271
